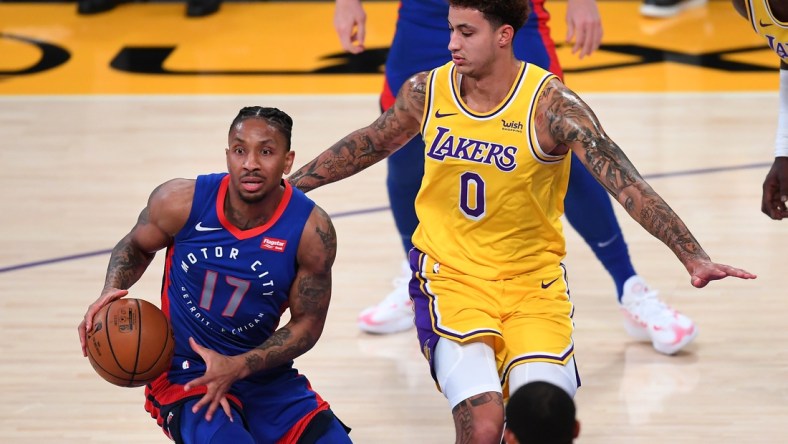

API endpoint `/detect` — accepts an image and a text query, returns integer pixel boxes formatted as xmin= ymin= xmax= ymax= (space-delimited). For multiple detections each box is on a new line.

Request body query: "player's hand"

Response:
xmin=761 ymin=157 xmax=788 ymax=220
xmin=685 ymin=259 xmax=757 ymax=288
xmin=334 ymin=0 xmax=366 ymax=54
xmin=184 ymin=337 xmax=242 ymax=422
xmin=565 ymin=0 xmax=603 ymax=59
xmin=78 ymin=288 xmax=128 ymax=357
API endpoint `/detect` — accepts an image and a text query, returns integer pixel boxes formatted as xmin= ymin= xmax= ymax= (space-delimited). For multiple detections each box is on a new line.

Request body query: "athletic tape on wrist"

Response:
xmin=775 ymin=69 xmax=788 ymax=158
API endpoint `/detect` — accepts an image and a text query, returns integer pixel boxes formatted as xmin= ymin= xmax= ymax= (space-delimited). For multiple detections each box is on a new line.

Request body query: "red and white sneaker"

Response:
xmin=357 ymin=261 xmax=415 ymax=334
xmin=620 ymin=276 xmax=698 ymax=355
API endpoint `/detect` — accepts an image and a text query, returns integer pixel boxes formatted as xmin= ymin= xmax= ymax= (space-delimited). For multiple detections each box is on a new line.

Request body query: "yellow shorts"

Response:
xmin=409 ymin=248 xmax=576 ymax=389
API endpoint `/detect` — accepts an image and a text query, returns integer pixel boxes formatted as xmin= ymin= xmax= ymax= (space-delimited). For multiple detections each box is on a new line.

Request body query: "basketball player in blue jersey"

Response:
xmin=732 ymin=0 xmax=788 ymax=221
xmin=77 ymin=107 xmax=351 ymax=444
xmin=290 ymin=1 xmax=756 ymax=441
xmin=333 ymin=0 xmax=700 ymax=357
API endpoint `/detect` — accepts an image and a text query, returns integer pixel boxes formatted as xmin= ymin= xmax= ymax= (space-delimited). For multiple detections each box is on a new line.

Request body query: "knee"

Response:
xmin=451 ymin=393 xmax=505 ymax=444
xmin=458 ymin=418 xmax=504 ymax=444
xmin=471 ymin=420 xmax=505 ymax=444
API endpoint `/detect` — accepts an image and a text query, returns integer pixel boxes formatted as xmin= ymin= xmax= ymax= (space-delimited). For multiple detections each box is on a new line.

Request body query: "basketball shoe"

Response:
xmin=357 ymin=260 xmax=415 ymax=334
xmin=620 ymin=276 xmax=698 ymax=355
xmin=640 ymin=0 xmax=707 ymax=18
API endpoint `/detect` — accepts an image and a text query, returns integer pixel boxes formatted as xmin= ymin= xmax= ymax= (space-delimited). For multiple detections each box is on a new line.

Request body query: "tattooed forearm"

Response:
xmin=104 ymin=211 xmax=155 ymax=290
xmin=623 ymin=184 xmax=710 ymax=263
xmin=289 ymin=73 xmax=425 ymax=193
xmin=582 ymin=138 xmax=640 ymax=198
xmin=540 ymin=81 xmax=710 ymax=265
xmin=247 ymin=328 xmax=316 ymax=373
xmin=288 ymin=125 xmax=397 ymax=192
xmin=104 ymin=238 xmax=154 ymax=289
xmin=287 ymin=161 xmax=325 ymax=192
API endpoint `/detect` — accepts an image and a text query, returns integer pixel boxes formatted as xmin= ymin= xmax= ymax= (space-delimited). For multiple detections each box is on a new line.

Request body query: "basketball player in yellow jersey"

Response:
xmin=732 ymin=0 xmax=788 ymax=220
xmin=416 ymin=59 xmax=569 ymax=281
xmin=289 ymin=1 xmax=756 ymax=442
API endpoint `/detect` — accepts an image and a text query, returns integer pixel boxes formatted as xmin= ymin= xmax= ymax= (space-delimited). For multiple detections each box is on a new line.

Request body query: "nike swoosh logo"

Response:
xmin=759 ymin=19 xmax=773 ymax=27
xmin=541 ymin=278 xmax=559 ymax=289
xmin=195 ymin=222 xmax=222 ymax=232
xmin=596 ymin=234 xmax=619 ymax=248
xmin=434 ymin=110 xmax=457 ymax=118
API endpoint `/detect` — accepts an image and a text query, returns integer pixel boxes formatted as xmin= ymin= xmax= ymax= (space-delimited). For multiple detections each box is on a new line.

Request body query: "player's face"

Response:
xmin=225 ymin=118 xmax=294 ymax=204
xmin=447 ymin=6 xmax=498 ymax=76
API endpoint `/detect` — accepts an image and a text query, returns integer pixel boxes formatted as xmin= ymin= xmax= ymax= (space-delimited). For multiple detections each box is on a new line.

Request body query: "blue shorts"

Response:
xmin=145 ymin=369 xmax=350 ymax=443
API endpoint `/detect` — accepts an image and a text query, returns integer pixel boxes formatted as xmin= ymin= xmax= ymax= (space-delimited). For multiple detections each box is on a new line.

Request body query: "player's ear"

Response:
xmin=283 ymin=150 xmax=295 ymax=175
xmin=574 ymin=420 xmax=581 ymax=439
xmin=498 ymin=24 xmax=514 ymax=47
xmin=502 ymin=428 xmax=518 ymax=444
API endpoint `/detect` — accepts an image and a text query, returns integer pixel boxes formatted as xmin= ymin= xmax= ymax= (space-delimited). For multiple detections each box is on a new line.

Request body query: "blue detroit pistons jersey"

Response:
xmin=161 ymin=173 xmax=315 ymax=384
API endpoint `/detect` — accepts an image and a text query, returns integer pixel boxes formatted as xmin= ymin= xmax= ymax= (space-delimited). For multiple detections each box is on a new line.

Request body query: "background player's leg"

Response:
xmin=564 ymin=154 xmax=697 ymax=355
xmin=357 ymin=134 xmax=423 ymax=334
xmin=564 ymin=153 xmax=635 ymax=299
xmin=386 ymin=137 xmax=422 ymax=257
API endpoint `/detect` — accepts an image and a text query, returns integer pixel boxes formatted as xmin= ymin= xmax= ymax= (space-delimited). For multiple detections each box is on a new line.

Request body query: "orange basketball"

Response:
xmin=86 ymin=298 xmax=175 ymax=387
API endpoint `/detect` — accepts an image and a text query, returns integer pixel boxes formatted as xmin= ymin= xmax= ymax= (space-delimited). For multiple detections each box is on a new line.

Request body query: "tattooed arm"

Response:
xmin=288 ymin=72 xmax=427 ymax=192
xmin=535 ymin=78 xmax=756 ymax=287
xmin=245 ymin=205 xmax=336 ymax=374
xmin=184 ymin=205 xmax=338 ymax=420
xmin=78 ymin=179 xmax=193 ymax=355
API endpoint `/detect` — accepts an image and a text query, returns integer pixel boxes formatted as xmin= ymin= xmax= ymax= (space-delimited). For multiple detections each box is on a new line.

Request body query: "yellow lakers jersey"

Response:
xmin=745 ymin=0 xmax=788 ymax=63
xmin=411 ymin=61 xmax=571 ymax=281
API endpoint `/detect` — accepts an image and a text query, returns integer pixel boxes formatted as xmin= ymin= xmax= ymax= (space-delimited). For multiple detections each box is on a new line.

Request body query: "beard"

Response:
xmin=238 ymin=189 xmax=266 ymax=204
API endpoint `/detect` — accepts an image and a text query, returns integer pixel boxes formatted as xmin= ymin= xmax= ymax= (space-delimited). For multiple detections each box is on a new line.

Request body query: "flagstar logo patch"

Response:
xmin=261 ymin=237 xmax=287 ymax=252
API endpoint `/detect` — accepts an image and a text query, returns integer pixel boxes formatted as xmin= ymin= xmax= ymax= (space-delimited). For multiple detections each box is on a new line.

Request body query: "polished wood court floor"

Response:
xmin=1 ymin=1 xmax=786 ymax=443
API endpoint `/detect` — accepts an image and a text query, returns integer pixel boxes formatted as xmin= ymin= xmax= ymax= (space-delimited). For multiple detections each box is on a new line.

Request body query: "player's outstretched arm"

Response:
xmin=334 ymin=0 xmax=367 ymax=54
xmin=184 ymin=205 xmax=337 ymax=421
xmin=78 ymin=179 xmax=194 ymax=356
xmin=288 ymin=72 xmax=427 ymax=192
xmin=535 ymin=79 xmax=757 ymax=287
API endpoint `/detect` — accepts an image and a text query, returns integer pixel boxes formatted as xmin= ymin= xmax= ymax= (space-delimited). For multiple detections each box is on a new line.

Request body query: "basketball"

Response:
xmin=86 ymin=298 xmax=175 ymax=387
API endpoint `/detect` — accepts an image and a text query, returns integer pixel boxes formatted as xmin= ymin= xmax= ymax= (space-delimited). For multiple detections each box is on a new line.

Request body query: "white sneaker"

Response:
xmin=357 ymin=260 xmax=415 ymax=334
xmin=620 ymin=276 xmax=698 ymax=355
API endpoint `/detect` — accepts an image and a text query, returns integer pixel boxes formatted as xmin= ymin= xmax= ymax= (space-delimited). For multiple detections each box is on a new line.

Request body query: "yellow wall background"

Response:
xmin=0 ymin=1 xmax=779 ymax=94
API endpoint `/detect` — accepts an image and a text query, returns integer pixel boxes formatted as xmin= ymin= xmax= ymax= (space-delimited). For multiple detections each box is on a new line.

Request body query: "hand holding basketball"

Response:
xmin=84 ymin=298 xmax=175 ymax=387
xmin=79 ymin=288 xmax=127 ymax=356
